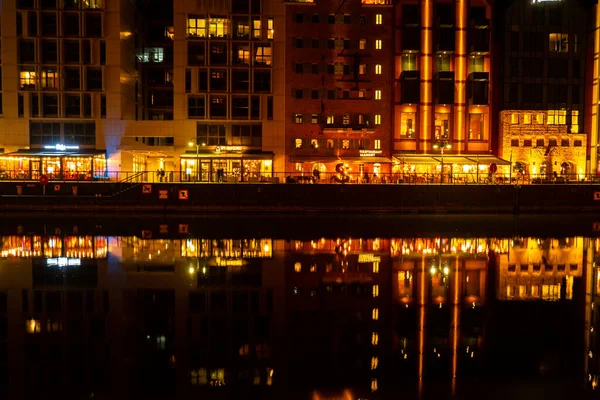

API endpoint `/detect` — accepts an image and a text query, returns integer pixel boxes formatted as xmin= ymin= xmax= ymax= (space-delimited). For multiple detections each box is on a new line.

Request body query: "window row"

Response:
xmin=508 ymin=31 xmax=580 ymax=54
xmin=18 ymin=39 xmax=106 ymax=65
xmin=395 ymin=112 xmax=486 ymax=141
xmin=188 ymin=95 xmax=262 ymax=120
xmin=292 ymin=37 xmax=383 ymax=51
xmin=188 ymin=42 xmax=272 ymax=67
xmin=292 ymin=88 xmax=380 ymax=101
xmin=292 ymin=12 xmax=383 ymax=25
xmin=509 ymin=138 xmax=583 ymax=148
xmin=504 ymin=83 xmax=582 ymax=107
xmin=134 ymin=137 xmax=175 ymax=147
xmin=29 ymin=121 xmax=97 ymax=146
xmin=187 ymin=16 xmax=273 ymax=40
xmin=191 ymin=69 xmax=271 ymax=93
xmin=294 ymin=138 xmax=381 ymax=151
xmin=398 ymin=54 xmax=485 ymax=74
xmin=507 ymin=58 xmax=583 ymax=79
xmin=509 ymin=110 xmax=580 ymax=131
xmin=292 ymin=113 xmax=381 ymax=126
xmin=20 ymin=92 xmax=105 ymax=118
xmin=17 ymin=11 xmax=103 ymax=38
xmin=195 ymin=123 xmax=263 ymax=147
xmin=398 ymin=4 xmax=487 ymax=25
xmin=292 ymin=62 xmax=384 ymax=76
xmin=19 ymin=66 xmax=103 ymax=91
xmin=17 ymin=0 xmax=103 ymax=10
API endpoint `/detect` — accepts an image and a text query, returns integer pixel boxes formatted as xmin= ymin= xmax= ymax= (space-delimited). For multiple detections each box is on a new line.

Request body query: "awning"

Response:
xmin=289 ymin=156 xmax=392 ymax=164
xmin=393 ymin=154 xmax=511 ymax=166
xmin=181 ymin=150 xmax=274 ymax=160
xmin=2 ymin=149 xmax=106 ymax=157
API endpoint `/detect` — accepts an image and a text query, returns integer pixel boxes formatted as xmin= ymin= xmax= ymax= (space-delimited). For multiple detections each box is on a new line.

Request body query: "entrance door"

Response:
xmin=200 ymin=161 xmax=210 ymax=182
xmin=30 ymin=159 xmax=40 ymax=180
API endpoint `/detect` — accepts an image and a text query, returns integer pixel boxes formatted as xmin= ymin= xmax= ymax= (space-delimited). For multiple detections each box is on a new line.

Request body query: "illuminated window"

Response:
xmin=309 ymin=263 xmax=316 ymax=272
xmin=359 ymin=64 xmax=367 ymax=75
xmin=402 ymin=54 xmax=417 ymax=71
xmin=375 ymin=64 xmax=382 ymax=74
xmin=41 ymin=68 xmax=59 ymax=89
xmin=209 ymin=18 xmax=229 ymax=38
xmin=373 ymin=284 xmax=379 ymax=297
xmin=294 ymin=262 xmax=301 ymax=272
xmin=26 ymin=319 xmax=41 ymax=334
xmin=267 ymin=18 xmax=274 ymax=40
xmin=374 ymin=114 xmax=381 ymax=125
xmin=359 ymin=39 xmax=366 ymax=50
xmin=374 ymin=139 xmax=381 ymax=150
xmin=375 ymin=39 xmax=382 ymax=50
xmin=510 ymin=113 xmax=519 ymax=124
xmin=326 ymin=114 xmax=334 ymax=125
xmin=375 ymin=89 xmax=381 ymax=100
xmin=255 ymin=45 xmax=272 ymax=66
xmin=399 ymin=112 xmax=415 ymax=138
xmin=342 ymin=140 xmax=350 ymax=149
xmin=373 ymin=261 xmax=379 ymax=273
xmin=188 ymin=17 xmax=207 ymax=38
xmin=571 ymin=110 xmax=579 ymax=133
xmin=536 ymin=113 xmax=544 ymax=124
xmin=375 ymin=14 xmax=382 ymax=24
xmin=20 ymin=68 xmax=36 ymax=89
xmin=252 ymin=19 xmax=262 ymax=39
xmin=372 ymin=308 xmax=379 ymax=320
xmin=469 ymin=55 xmax=484 ymax=72
xmin=523 ymin=114 xmax=531 ymax=124
xmin=295 ymin=137 xmax=303 ymax=148
xmin=343 ymin=113 xmax=350 ymax=125
xmin=547 ymin=110 xmax=566 ymax=125
xmin=83 ymin=0 xmax=103 ymax=8
xmin=311 ymin=114 xmax=319 ymax=124
xmin=549 ymin=33 xmax=568 ymax=52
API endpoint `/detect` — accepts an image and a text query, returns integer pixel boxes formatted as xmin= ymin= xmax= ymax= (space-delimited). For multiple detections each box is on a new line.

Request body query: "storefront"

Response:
xmin=289 ymin=153 xmax=393 ymax=183
xmin=180 ymin=147 xmax=274 ymax=183
xmin=0 ymin=146 xmax=107 ymax=181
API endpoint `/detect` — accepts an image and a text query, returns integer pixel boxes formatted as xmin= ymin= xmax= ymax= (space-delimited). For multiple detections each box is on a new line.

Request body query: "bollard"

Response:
xmin=16 ymin=185 xmax=22 ymax=196
xmin=72 ymin=186 xmax=78 ymax=197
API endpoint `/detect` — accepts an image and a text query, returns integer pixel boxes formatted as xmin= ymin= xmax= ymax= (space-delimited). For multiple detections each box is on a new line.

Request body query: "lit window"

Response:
xmin=375 ymin=89 xmax=381 ymax=100
xmin=295 ymin=137 xmax=303 ymax=147
xmin=375 ymin=64 xmax=382 ymax=74
xmin=374 ymin=114 xmax=381 ymax=125
xmin=191 ymin=368 xmax=208 ymax=386
xmin=373 ymin=261 xmax=379 ymax=273
xmin=375 ymin=14 xmax=382 ymax=24
xmin=374 ymin=139 xmax=381 ymax=150
xmin=523 ymin=114 xmax=531 ymax=124
xmin=375 ymin=39 xmax=382 ymax=50
xmin=252 ymin=19 xmax=262 ymax=39
xmin=255 ymin=45 xmax=272 ymax=65
xmin=41 ymin=68 xmax=59 ymax=89
xmin=469 ymin=55 xmax=484 ymax=72
xmin=311 ymin=114 xmax=319 ymax=124
xmin=372 ymin=308 xmax=379 ymax=320
xmin=294 ymin=262 xmax=301 ymax=272
xmin=359 ymin=39 xmax=366 ymax=50
xmin=547 ymin=110 xmax=566 ymax=125
xmin=571 ymin=110 xmax=579 ymax=133
xmin=267 ymin=18 xmax=274 ymax=40
xmin=342 ymin=140 xmax=350 ymax=149
xmin=19 ymin=69 xmax=36 ymax=89
xmin=188 ymin=17 xmax=207 ymax=38
xmin=549 ymin=33 xmax=568 ymax=52
xmin=26 ymin=319 xmax=41 ymax=334
xmin=402 ymin=54 xmax=417 ymax=71
xmin=536 ymin=113 xmax=544 ymax=124
xmin=358 ymin=90 xmax=366 ymax=98
xmin=209 ymin=17 xmax=229 ymax=38
xmin=372 ymin=284 xmax=379 ymax=297
xmin=83 ymin=0 xmax=103 ymax=8
xmin=358 ymin=114 xmax=364 ymax=124
xmin=343 ymin=113 xmax=350 ymax=125
xmin=510 ymin=113 xmax=519 ymax=124
xmin=326 ymin=114 xmax=334 ymax=125
xmin=359 ymin=64 xmax=367 ymax=75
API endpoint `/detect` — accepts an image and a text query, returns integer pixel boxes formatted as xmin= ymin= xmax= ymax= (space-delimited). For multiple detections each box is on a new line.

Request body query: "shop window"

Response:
xmin=41 ymin=67 xmax=59 ymax=89
xmin=267 ymin=18 xmax=274 ymax=40
xmin=85 ymin=13 xmax=102 ymax=37
xmin=18 ymin=39 xmax=35 ymax=64
xmin=86 ymin=68 xmax=103 ymax=90
xmin=536 ymin=139 xmax=544 ymax=147
xmin=196 ymin=124 xmax=226 ymax=146
xmin=41 ymin=12 xmax=57 ymax=36
xmin=19 ymin=67 xmax=36 ymax=89
xmin=561 ymin=139 xmax=569 ymax=147
xmin=375 ymin=64 xmax=382 ymax=75
xmin=510 ymin=113 xmax=519 ymax=124
xmin=65 ymin=94 xmax=81 ymax=117
xmin=64 ymin=40 xmax=80 ymax=63
xmin=232 ymin=96 xmax=249 ymax=119
xmin=188 ymin=16 xmax=207 ymax=38
xmin=434 ymin=113 xmax=450 ymax=139
xmin=255 ymin=44 xmax=272 ymax=66
xmin=188 ymin=96 xmax=205 ymax=118
xmin=252 ymin=18 xmax=261 ymax=39
xmin=399 ymin=112 xmax=415 ymax=138
xmin=469 ymin=55 xmax=484 ymax=73
xmin=571 ymin=110 xmax=579 ymax=133
xmin=209 ymin=17 xmax=229 ymax=38
xmin=188 ymin=42 xmax=205 ymax=65
xmin=294 ymin=114 xmax=303 ymax=124
xmin=209 ymin=96 xmax=227 ymax=119
xmin=232 ymin=70 xmax=249 ymax=92
xmin=231 ymin=124 xmax=262 ymax=146
xmin=375 ymin=14 xmax=382 ymax=24
xmin=511 ymin=139 xmax=519 ymax=147
xmin=295 ymin=138 xmax=303 ymax=148
xmin=210 ymin=43 xmax=227 ymax=65
xmin=41 ymin=40 xmax=58 ymax=63
xmin=468 ymin=113 xmax=484 ymax=140
xmin=254 ymin=70 xmax=271 ymax=92
xmin=549 ymin=33 xmax=568 ymax=52
xmin=210 ymin=70 xmax=227 ymax=91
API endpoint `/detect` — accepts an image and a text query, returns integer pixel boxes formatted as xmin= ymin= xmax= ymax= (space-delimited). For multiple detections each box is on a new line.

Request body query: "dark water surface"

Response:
xmin=0 ymin=214 xmax=598 ymax=400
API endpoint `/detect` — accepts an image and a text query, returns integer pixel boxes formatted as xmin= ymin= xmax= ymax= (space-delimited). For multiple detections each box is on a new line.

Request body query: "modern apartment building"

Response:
xmin=0 ymin=0 xmax=285 ymax=182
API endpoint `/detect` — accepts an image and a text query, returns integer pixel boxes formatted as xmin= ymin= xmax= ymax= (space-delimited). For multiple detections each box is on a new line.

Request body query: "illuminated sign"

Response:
xmin=358 ymin=254 xmax=381 ymax=263
xmin=44 ymin=144 xmax=80 ymax=151
xmin=359 ymin=150 xmax=383 ymax=157
xmin=215 ymin=257 xmax=244 ymax=267
xmin=215 ymin=146 xmax=243 ymax=152
xmin=47 ymin=257 xmax=81 ymax=267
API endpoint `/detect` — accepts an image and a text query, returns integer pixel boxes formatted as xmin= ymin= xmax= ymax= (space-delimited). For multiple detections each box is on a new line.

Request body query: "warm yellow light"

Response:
xmin=433 ymin=144 xmax=439 ymax=149
xmin=430 ymin=266 xmax=437 ymax=275
xmin=443 ymin=266 xmax=449 ymax=275
xmin=188 ymin=142 xmax=194 ymax=147
xmin=202 ymin=267 xmax=207 ymax=274
xmin=188 ymin=267 xmax=195 ymax=275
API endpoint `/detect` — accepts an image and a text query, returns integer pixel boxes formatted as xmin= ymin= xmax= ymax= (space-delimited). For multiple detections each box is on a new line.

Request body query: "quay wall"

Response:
xmin=0 ymin=182 xmax=600 ymax=214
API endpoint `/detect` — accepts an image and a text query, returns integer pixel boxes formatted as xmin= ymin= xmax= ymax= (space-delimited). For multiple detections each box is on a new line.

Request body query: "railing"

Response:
xmin=0 ymin=170 xmax=599 ymax=185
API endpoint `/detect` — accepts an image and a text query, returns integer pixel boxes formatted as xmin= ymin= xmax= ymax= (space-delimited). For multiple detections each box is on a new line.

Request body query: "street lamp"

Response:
xmin=433 ymin=141 xmax=452 ymax=183
xmin=187 ymin=137 xmax=205 ymax=182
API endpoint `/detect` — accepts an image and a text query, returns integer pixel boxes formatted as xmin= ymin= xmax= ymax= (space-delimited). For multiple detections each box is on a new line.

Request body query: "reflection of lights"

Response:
xmin=430 ymin=266 xmax=437 ymax=275
xmin=188 ymin=267 xmax=195 ymax=275
xmin=371 ymin=378 xmax=378 ymax=392
xmin=202 ymin=267 xmax=207 ymax=274
xmin=443 ymin=266 xmax=449 ymax=275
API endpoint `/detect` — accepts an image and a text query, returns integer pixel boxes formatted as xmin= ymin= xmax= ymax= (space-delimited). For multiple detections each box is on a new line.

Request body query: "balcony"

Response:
xmin=436 ymin=27 xmax=455 ymax=53
xmin=467 ymin=72 xmax=489 ymax=106
xmin=399 ymin=71 xmax=420 ymax=104
xmin=470 ymin=22 xmax=490 ymax=55
xmin=434 ymin=71 xmax=454 ymax=105
xmin=401 ymin=26 xmax=421 ymax=52
xmin=323 ymin=124 xmax=376 ymax=135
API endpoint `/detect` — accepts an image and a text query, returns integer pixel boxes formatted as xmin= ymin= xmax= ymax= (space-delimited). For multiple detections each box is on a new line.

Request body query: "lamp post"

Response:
xmin=433 ymin=141 xmax=452 ymax=183
xmin=188 ymin=137 xmax=205 ymax=182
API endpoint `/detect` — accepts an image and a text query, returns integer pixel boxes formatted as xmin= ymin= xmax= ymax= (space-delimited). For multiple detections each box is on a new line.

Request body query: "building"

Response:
xmin=0 ymin=0 xmax=286 ymax=183
xmin=494 ymin=0 xmax=597 ymax=180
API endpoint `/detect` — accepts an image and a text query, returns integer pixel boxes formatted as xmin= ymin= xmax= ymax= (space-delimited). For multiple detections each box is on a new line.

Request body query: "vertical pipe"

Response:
xmin=421 ymin=0 xmax=434 ymax=152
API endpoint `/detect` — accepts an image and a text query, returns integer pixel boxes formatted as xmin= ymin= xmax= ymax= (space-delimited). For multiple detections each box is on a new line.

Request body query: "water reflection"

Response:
xmin=0 ymin=230 xmax=598 ymax=399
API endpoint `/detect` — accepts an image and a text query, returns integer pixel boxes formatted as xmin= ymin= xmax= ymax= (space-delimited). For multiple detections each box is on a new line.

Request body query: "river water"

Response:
xmin=0 ymin=214 xmax=598 ymax=400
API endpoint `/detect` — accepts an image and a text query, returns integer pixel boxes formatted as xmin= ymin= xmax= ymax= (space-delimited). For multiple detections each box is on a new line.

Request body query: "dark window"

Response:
xmin=328 ymin=14 xmax=335 ymax=24
xmin=532 ymin=7 xmax=544 ymax=25
xmin=185 ymin=69 xmax=191 ymax=92
xmin=561 ymin=139 xmax=569 ymax=147
xmin=31 ymin=93 xmax=39 ymax=117
xmin=197 ymin=124 xmax=226 ymax=145
xmin=82 ymin=40 xmax=91 ymax=64
xmin=523 ymin=139 xmax=532 ymax=147
xmin=65 ymin=94 xmax=81 ymax=117
xmin=510 ymin=31 xmax=519 ymax=51
xmin=188 ymin=42 xmax=205 ymax=65
xmin=198 ymin=70 xmax=208 ymax=91
xmin=511 ymin=139 xmax=519 ymax=147
xmin=573 ymin=60 xmax=581 ymax=79
xmin=28 ymin=12 xmax=37 ymax=36
xmin=574 ymin=140 xmax=582 ymax=147
xmin=210 ymin=96 xmax=227 ymax=119
xmin=86 ymin=68 xmax=103 ymax=90
xmin=63 ymin=13 xmax=79 ymax=36
xmin=295 ymin=13 xmax=304 ymax=23
xmin=311 ymin=89 xmax=319 ymax=99
xmin=18 ymin=94 xmax=24 ymax=117
xmin=43 ymin=94 xmax=59 ymax=117
xmin=254 ymin=70 xmax=270 ymax=92
xmin=41 ymin=39 xmax=58 ymax=63
xmin=295 ymin=63 xmax=304 ymax=74
xmin=189 ymin=293 xmax=206 ymax=312
xmin=209 ymin=43 xmax=227 ymax=65
xmin=83 ymin=93 xmax=92 ymax=117
xmin=101 ymin=94 xmax=106 ymax=118
xmin=267 ymin=96 xmax=273 ymax=120
xmin=34 ymin=291 xmax=43 ymax=312
xmin=251 ymin=96 xmax=260 ymax=120
xmin=188 ymin=96 xmax=205 ymax=118
xmin=294 ymin=38 xmax=303 ymax=48
xmin=18 ymin=0 xmax=34 ymax=8
xmin=343 ymin=14 xmax=351 ymax=24
xmin=17 ymin=13 xmax=23 ymax=37
xmin=231 ymin=96 xmax=249 ymax=119
xmin=41 ymin=0 xmax=56 ymax=8
xmin=549 ymin=139 xmax=558 ymax=147
xmin=21 ymin=290 xmax=28 ymax=312
xmin=536 ymin=139 xmax=544 ymax=147
xmin=18 ymin=39 xmax=35 ymax=63
xmin=294 ymin=89 xmax=303 ymax=99
xmin=0 ymin=93 xmax=3 ymax=115
xmin=232 ymin=70 xmax=249 ymax=92
xmin=41 ymin=13 xmax=57 ymax=36
xmin=64 ymin=40 xmax=80 ymax=63
xmin=63 ymin=122 xmax=96 ymax=145
xmin=572 ymin=85 xmax=581 ymax=104
xmin=232 ymin=0 xmax=250 ymax=13
xmin=85 ymin=13 xmax=102 ymax=37
xmin=63 ymin=0 xmax=79 ymax=8
xmin=210 ymin=69 xmax=227 ymax=91
xmin=100 ymin=40 xmax=106 ymax=65
xmin=231 ymin=124 xmax=262 ymax=146
xmin=251 ymin=0 xmax=260 ymax=13
xmin=509 ymin=83 xmax=518 ymax=103
xmin=311 ymin=39 xmax=319 ymax=49
xmin=312 ymin=14 xmax=320 ymax=23
xmin=65 ymin=67 xmax=80 ymax=90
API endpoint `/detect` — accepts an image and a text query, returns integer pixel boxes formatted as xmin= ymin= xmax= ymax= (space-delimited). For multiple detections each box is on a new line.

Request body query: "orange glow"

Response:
xmin=590 ymin=5 xmax=600 ymax=172
xmin=420 ymin=0 xmax=433 ymax=146
xmin=455 ymin=0 xmax=467 ymax=147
